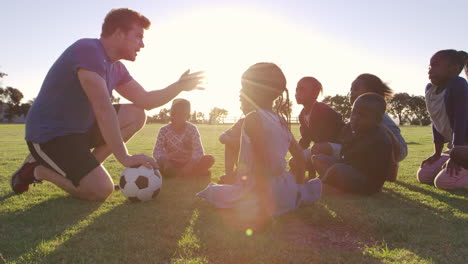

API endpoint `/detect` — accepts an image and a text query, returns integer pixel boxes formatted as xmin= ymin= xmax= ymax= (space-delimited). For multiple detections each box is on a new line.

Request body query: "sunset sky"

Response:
xmin=2 ymin=0 xmax=467 ymax=118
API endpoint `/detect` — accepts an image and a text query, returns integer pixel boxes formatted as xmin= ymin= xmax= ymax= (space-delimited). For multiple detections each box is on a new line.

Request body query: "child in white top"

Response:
xmin=197 ymin=63 xmax=321 ymax=230
xmin=153 ymin=99 xmax=214 ymax=178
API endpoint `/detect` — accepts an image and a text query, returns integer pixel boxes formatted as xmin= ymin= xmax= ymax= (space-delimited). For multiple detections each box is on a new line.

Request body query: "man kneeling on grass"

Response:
xmin=10 ymin=8 xmax=204 ymax=200
xmin=311 ymin=93 xmax=395 ymax=195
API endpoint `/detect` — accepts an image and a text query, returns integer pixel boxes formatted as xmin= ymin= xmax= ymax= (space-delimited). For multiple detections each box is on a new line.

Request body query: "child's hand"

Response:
xmin=420 ymin=153 xmax=441 ymax=167
xmin=442 ymin=159 xmax=461 ymax=176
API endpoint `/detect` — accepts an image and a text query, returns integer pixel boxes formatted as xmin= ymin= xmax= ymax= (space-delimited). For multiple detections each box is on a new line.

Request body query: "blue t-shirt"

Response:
xmin=26 ymin=38 xmax=133 ymax=143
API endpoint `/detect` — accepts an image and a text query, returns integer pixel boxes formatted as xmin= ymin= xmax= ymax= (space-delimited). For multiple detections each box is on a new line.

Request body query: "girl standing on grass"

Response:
xmin=417 ymin=49 xmax=468 ymax=190
xmin=197 ymin=63 xmax=321 ymax=229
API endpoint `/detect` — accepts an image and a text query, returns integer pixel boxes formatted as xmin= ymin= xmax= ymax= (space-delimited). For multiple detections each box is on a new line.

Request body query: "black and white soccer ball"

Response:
xmin=119 ymin=166 xmax=162 ymax=202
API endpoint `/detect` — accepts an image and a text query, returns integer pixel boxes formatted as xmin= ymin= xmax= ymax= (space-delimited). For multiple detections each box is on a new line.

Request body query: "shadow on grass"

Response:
xmin=4 ymin=176 xmax=467 ymax=263
xmin=34 ymin=177 xmax=210 ymax=264
xmin=0 ymin=196 xmax=102 ymax=263
xmin=395 ymin=181 xmax=468 ymax=212
xmin=192 ymin=197 xmax=382 ymax=263
xmin=22 ymin=176 xmax=382 ymax=263
xmin=323 ymin=186 xmax=468 ymax=263
xmin=406 ymin=142 xmax=421 ymax=145
xmin=0 ymin=193 xmax=15 ymax=202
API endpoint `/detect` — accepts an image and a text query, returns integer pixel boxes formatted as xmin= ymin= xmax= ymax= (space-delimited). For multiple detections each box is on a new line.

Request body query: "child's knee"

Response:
xmin=434 ymin=169 xmax=468 ymax=190
xmin=199 ymin=155 xmax=215 ymax=169
xmin=416 ymin=166 xmax=438 ymax=184
xmin=434 ymin=171 xmax=458 ymax=190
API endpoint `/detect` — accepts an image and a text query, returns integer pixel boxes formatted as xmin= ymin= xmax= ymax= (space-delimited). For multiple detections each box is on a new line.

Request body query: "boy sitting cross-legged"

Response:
xmin=311 ymin=93 xmax=394 ymax=195
xmin=153 ymin=99 xmax=214 ymax=179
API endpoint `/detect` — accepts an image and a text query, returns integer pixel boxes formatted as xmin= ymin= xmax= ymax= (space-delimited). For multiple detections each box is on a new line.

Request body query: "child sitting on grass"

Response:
xmin=417 ymin=49 xmax=468 ymax=190
xmin=312 ymin=93 xmax=394 ymax=195
xmin=311 ymin=73 xmax=405 ymax=182
xmin=153 ymin=99 xmax=214 ymax=178
xmin=197 ymin=63 xmax=322 ymax=230
xmin=217 ymin=103 xmax=254 ymax=184
xmin=290 ymin=76 xmax=344 ymax=179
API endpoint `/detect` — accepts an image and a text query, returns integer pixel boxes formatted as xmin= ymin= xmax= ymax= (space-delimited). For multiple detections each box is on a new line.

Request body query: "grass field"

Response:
xmin=0 ymin=124 xmax=467 ymax=264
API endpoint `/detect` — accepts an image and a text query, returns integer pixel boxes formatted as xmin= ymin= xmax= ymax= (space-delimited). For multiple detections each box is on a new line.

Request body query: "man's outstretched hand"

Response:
xmin=177 ymin=70 xmax=206 ymax=91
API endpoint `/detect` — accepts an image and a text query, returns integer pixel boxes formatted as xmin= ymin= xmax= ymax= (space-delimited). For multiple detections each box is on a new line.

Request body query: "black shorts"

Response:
xmin=27 ymin=105 xmax=121 ymax=187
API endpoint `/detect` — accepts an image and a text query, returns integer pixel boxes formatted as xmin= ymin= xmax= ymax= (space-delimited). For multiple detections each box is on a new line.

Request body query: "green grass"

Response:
xmin=0 ymin=124 xmax=467 ymax=264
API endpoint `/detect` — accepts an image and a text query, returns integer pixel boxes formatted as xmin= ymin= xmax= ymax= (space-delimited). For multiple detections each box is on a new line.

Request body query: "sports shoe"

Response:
xmin=10 ymin=154 xmax=41 ymax=194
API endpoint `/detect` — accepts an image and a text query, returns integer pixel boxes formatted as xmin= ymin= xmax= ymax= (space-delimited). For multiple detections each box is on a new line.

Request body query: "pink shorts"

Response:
xmin=417 ymin=150 xmax=468 ymax=190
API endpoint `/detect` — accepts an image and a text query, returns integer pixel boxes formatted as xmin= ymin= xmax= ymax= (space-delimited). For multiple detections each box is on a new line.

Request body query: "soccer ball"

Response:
xmin=119 ymin=166 xmax=162 ymax=202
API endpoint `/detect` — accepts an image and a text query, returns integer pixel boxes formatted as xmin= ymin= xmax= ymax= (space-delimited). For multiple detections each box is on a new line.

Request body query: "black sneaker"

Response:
xmin=10 ymin=154 xmax=41 ymax=194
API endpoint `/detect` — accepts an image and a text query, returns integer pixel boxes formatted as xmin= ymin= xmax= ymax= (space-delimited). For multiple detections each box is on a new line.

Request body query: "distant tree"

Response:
xmin=146 ymin=114 xmax=157 ymax=123
xmin=158 ymin=108 xmax=170 ymax=123
xmin=209 ymin=107 xmax=228 ymax=124
xmin=0 ymin=87 xmax=23 ymax=105
xmin=322 ymin=94 xmax=352 ymax=121
xmin=146 ymin=108 xmax=171 ymax=124
xmin=0 ymin=87 xmax=25 ymax=122
xmin=388 ymin=93 xmax=411 ymax=125
xmin=408 ymin=95 xmax=431 ymax=126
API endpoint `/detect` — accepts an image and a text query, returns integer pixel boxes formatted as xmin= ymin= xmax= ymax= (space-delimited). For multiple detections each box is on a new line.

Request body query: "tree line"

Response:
xmin=323 ymin=93 xmax=431 ymax=125
xmin=147 ymin=107 xmax=229 ymax=124
xmin=0 ymin=72 xmax=33 ymax=123
xmin=0 ymin=70 xmax=430 ymax=126
xmin=148 ymin=94 xmax=430 ymax=126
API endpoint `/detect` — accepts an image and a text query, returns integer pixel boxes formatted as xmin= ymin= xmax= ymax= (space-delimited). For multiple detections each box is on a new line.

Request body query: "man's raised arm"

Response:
xmin=115 ymin=70 xmax=205 ymax=110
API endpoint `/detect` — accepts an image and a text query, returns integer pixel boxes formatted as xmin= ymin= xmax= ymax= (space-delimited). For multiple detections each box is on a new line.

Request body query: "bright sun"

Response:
xmin=124 ymin=7 xmax=421 ymax=119
xmin=125 ymin=7 xmax=315 ymax=118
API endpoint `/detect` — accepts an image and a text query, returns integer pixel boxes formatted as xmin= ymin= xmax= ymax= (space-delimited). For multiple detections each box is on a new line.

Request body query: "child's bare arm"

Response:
xmin=421 ymin=142 xmax=444 ymax=167
xmin=219 ymin=119 xmax=244 ymax=148
xmin=289 ymin=137 xmax=306 ymax=184
xmin=219 ymin=133 xmax=241 ymax=149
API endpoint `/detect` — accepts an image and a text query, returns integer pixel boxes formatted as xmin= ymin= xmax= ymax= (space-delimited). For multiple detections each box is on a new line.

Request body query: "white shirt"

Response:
xmin=425 ymin=84 xmax=453 ymax=148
